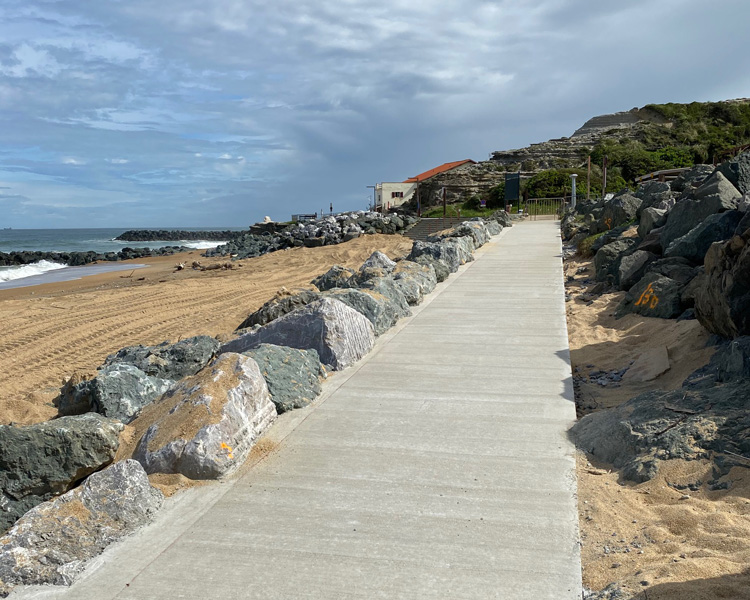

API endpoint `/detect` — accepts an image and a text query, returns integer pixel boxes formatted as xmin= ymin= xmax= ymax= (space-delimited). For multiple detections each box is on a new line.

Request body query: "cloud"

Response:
xmin=0 ymin=0 xmax=749 ymax=227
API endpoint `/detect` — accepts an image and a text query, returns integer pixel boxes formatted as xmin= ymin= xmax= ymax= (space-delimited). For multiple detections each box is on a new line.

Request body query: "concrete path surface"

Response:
xmin=15 ymin=220 xmax=581 ymax=599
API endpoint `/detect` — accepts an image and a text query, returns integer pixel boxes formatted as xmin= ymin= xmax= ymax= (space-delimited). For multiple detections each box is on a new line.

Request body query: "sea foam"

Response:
xmin=181 ymin=241 xmax=227 ymax=250
xmin=0 ymin=260 xmax=68 ymax=282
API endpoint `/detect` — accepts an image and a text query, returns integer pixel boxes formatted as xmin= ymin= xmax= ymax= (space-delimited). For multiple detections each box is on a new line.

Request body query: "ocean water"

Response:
xmin=0 ymin=227 xmax=243 ymax=287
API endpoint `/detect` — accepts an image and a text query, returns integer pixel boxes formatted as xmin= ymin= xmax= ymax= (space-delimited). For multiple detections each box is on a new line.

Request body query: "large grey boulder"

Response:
xmin=601 ymin=193 xmax=641 ymax=229
xmin=485 ymin=219 xmax=502 ymax=236
xmin=489 ymin=210 xmax=513 ymax=227
xmin=353 ymin=271 xmax=413 ymax=318
xmin=391 ymin=260 xmax=438 ymax=306
xmin=615 ymin=273 xmax=685 ymax=319
xmin=0 ymin=414 xmax=121 ymax=533
xmin=407 ymin=239 xmax=471 ymax=273
xmin=323 ymin=288 xmax=407 ymax=335
xmin=242 ymin=344 xmax=325 ymax=414
xmin=637 ymin=207 xmax=668 ymax=239
xmin=694 ymin=233 xmax=750 ymax=338
xmin=644 ymin=256 xmax=698 ymax=285
xmin=593 ymin=238 xmax=638 ymax=285
xmin=664 ymin=210 xmax=744 ymax=264
xmin=570 ymin=381 xmax=748 ymax=483
xmin=635 ymin=181 xmax=672 ymax=218
xmin=58 ymin=364 xmax=171 ymax=424
xmin=219 ymin=298 xmax=375 ymax=371
xmin=0 ymin=460 xmax=162 ymax=595
xmin=311 ymin=265 xmax=355 ymax=291
xmin=102 ymin=336 xmax=219 ymax=381
xmin=671 ymin=164 xmax=714 ymax=193
xmin=236 ymin=288 xmax=321 ymax=330
xmin=134 ymin=353 xmax=277 ymax=479
xmin=660 ymin=175 xmax=740 ymax=250
xmin=618 ymin=250 xmax=657 ymax=291
xmin=359 ymin=251 xmax=396 ymax=272
xmin=716 ymin=151 xmax=750 ymax=195
xmin=412 ymin=254 xmax=450 ymax=282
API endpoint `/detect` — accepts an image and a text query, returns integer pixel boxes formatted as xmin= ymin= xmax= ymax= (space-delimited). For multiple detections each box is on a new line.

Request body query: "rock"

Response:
xmin=489 ymin=210 xmax=513 ymax=228
xmin=219 ymin=298 xmax=375 ymax=371
xmin=0 ymin=414 xmax=122 ymax=533
xmin=593 ymin=238 xmax=638 ymax=285
xmin=618 ymin=250 xmax=657 ymax=291
xmin=661 ymin=181 xmax=740 ymax=251
xmin=407 ymin=239 xmax=472 ymax=273
xmin=664 ymin=210 xmax=744 ymax=264
xmin=671 ymin=164 xmax=714 ymax=193
xmin=242 ymin=344 xmax=325 ymax=414
xmin=236 ymin=289 xmax=321 ymax=330
xmin=134 ymin=353 xmax=277 ymax=479
xmin=685 ymin=337 xmax=750 ymax=386
xmin=601 ymin=193 xmax=641 ymax=230
xmin=616 ymin=273 xmax=685 ymax=320
xmin=360 ymin=251 xmax=396 ymax=272
xmin=638 ymin=207 xmax=668 ymax=239
xmin=323 ymin=288 xmax=407 ymax=336
xmin=303 ymin=236 xmax=326 ymax=248
xmin=635 ymin=181 xmax=672 ymax=218
xmin=570 ymin=377 xmax=749 ymax=483
xmin=311 ymin=265 xmax=356 ymax=291
xmin=739 ymin=193 xmax=750 ymax=213
xmin=716 ymin=151 xmax=750 ymax=194
xmin=637 ymin=226 xmax=664 ymax=254
xmin=485 ymin=219 xmax=502 ymax=236
xmin=390 ymin=260 xmax=438 ymax=305
xmin=694 ymin=170 xmax=741 ymax=202
xmin=590 ymin=225 xmax=631 ymax=253
xmin=644 ymin=256 xmax=698 ymax=285
xmin=412 ymin=254 xmax=450 ymax=283
xmin=102 ymin=336 xmax=220 ymax=381
xmin=0 ymin=460 xmax=162 ymax=594
xmin=694 ymin=235 xmax=750 ymax=338
xmin=623 ymin=347 xmax=671 ymax=382
xmin=58 ymin=364 xmax=172 ymax=424
xmin=354 ymin=273 xmax=412 ymax=319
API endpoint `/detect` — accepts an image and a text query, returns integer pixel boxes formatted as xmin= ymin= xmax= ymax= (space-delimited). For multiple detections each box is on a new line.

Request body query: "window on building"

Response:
xmin=391 ymin=191 xmax=404 ymax=198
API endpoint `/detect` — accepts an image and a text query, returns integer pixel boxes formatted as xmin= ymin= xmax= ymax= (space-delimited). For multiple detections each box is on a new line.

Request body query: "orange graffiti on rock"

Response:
xmin=220 ymin=442 xmax=234 ymax=460
xmin=635 ymin=283 xmax=659 ymax=309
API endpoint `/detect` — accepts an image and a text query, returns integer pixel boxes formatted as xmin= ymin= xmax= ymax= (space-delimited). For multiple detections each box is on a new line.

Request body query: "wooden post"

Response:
xmin=442 ymin=187 xmax=447 ymax=218
xmin=416 ymin=182 xmax=421 ymax=217
xmin=602 ymin=155 xmax=608 ymax=200
xmin=587 ymin=155 xmax=591 ymax=201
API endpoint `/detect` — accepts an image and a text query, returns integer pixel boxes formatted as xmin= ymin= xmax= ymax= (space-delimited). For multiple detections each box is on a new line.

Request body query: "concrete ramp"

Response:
xmin=16 ymin=220 xmax=581 ymax=599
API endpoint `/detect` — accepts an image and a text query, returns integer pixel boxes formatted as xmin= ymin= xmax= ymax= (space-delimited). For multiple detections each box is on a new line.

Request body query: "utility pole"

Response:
xmin=416 ymin=182 xmax=421 ymax=217
xmin=587 ymin=155 xmax=591 ymax=201
xmin=602 ymin=155 xmax=608 ymax=200
xmin=442 ymin=187 xmax=447 ymax=218
xmin=570 ymin=173 xmax=577 ymax=210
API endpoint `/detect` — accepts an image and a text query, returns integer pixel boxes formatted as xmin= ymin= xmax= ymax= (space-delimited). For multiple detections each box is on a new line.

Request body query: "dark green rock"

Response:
xmin=242 ymin=344 xmax=325 ymax=413
xmin=237 ymin=289 xmax=321 ymax=330
xmin=616 ymin=273 xmax=685 ymax=319
xmin=664 ymin=210 xmax=743 ymax=264
xmin=0 ymin=414 xmax=121 ymax=532
xmin=311 ymin=265 xmax=356 ymax=291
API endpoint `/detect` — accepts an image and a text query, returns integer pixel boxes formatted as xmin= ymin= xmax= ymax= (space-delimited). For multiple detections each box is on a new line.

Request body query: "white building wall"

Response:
xmin=375 ymin=182 xmax=417 ymax=210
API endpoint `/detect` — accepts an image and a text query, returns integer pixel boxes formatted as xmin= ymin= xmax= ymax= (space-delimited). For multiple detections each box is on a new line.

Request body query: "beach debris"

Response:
xmin=174 ymin=262 xmax=185 ymax=271
xmin=134 ymin=353 xmax=276 ymax=479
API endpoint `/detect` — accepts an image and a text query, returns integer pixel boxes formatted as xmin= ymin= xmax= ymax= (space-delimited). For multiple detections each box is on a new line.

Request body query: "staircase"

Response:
xmin=403 ymin=217 xmax=465 ymax=241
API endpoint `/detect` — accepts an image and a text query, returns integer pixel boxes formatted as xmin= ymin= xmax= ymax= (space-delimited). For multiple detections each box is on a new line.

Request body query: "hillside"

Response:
xmin=412 ymin=99 xmax=750 ymax=207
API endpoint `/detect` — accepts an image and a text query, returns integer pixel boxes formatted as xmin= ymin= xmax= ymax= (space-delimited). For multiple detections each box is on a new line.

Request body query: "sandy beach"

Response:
xmin=564 ymin=253 xmax=750 ymax=599
xmin=0 ymin=234 xmax=412 ymax=427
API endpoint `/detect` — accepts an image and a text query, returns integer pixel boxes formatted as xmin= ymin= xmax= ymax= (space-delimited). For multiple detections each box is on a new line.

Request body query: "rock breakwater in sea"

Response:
xmin=0 ymin=213 xmax=509 ymax=596
xmin=0 ymin=246 xmax=191 ymax=268
xmin=206 ymin=211 xmax=417 ymax=259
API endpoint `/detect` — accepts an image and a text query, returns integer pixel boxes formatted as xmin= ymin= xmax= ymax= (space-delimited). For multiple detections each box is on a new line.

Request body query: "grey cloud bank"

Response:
xmin=0 ymin=0 xmax=748 ymax=227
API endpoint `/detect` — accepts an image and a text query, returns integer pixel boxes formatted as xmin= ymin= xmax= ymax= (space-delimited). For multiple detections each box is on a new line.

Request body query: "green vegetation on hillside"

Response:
xmin=589 ymin=100 xmax=750 ymax=181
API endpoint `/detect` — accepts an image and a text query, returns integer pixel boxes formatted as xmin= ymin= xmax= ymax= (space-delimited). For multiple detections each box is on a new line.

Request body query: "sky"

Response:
xmin=1 ymin=0 xmax=749 ymax=228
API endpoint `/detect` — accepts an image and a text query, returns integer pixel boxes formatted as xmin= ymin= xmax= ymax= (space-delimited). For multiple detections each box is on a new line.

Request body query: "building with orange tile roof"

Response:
xmin=375 ymin=159 xmax=476 ymax=210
